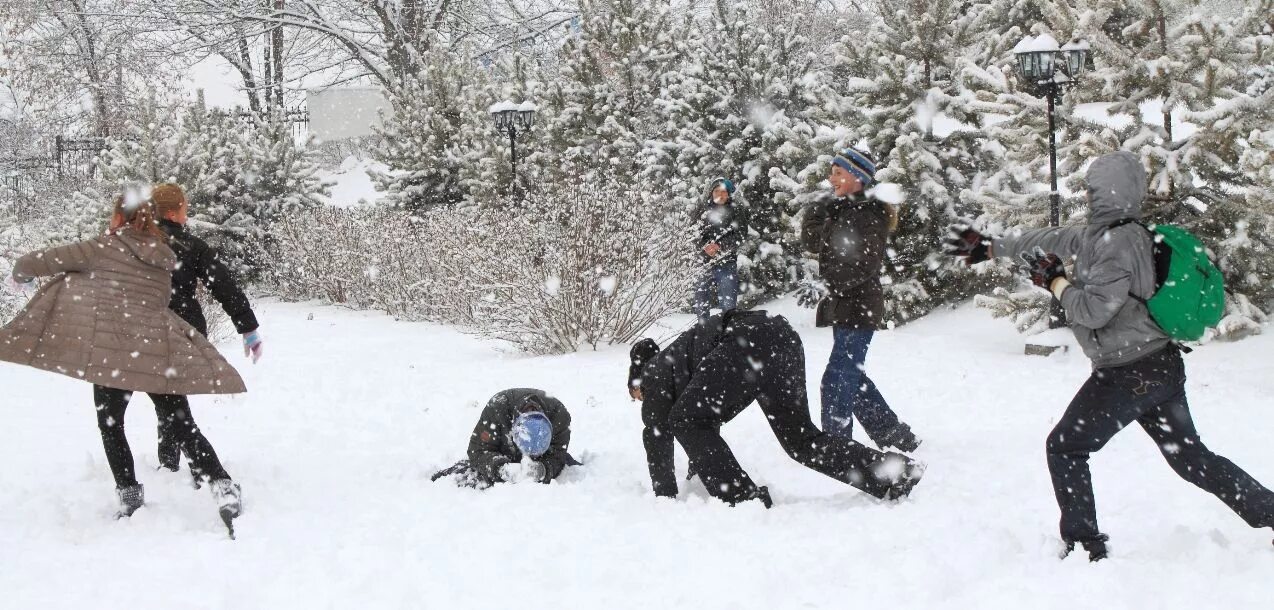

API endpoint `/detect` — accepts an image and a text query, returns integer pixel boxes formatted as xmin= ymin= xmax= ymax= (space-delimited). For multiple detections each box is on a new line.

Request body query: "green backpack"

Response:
xmin=1111 ymin=220 xmax=1225 ymax=341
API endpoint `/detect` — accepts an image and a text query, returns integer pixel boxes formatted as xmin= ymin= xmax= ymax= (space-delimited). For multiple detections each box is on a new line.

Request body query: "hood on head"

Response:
xmin=114 ymin=231 xmax=177 ymax=271
xmin=1085 ymin=151 xmax=1147 ymax=226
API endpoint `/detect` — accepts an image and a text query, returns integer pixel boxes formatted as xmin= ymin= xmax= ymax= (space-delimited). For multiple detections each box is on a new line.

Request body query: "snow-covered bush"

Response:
xmin=269 ymin=179 xmax=699 ymax=354
xmin=456 ymin=180 xmax=699 ymax=354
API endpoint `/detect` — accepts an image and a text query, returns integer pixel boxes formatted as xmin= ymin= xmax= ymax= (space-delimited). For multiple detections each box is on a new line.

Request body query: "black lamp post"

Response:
xmin=490 ymin=100 xmax=537 ymax=198
xmin=1012 ymin=33 xmax=1091 ymax=329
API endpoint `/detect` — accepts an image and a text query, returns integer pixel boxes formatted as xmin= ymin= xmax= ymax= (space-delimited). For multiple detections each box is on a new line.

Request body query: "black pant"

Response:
xmin=1048 ymin=346 xmax=1274 ymax=542
xmin=94 ymin=386 xmax=231 ymax=488
xmin=645 ymin=315 xmax=900 ymax=504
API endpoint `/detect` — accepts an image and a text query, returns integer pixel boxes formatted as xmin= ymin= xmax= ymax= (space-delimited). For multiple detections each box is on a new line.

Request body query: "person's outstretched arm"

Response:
xmin=992 ymin=226 xmax=1085 ymax=261
xmin=12 ymin=238 xmax=97 ymax=281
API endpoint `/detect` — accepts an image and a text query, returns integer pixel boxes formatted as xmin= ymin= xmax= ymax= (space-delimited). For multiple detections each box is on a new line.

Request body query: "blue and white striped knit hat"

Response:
xmin=831 ymin=147 xmax=877 ymax=186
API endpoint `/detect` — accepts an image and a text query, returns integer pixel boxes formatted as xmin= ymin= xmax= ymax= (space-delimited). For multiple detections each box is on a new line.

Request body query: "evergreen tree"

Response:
xmin=370 ymin=49 xmax=487 ymax=212
xmin=542 ymin=0 xmax=685 ymax=190
xmin=644 ymin=0 xmax=840 ymax=301
xmin=831 ymin=0 xmax=1008 ymax=322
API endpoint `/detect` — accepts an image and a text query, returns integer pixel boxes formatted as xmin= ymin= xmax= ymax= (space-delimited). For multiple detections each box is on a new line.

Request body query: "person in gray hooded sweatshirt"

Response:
xmin=945 ymin=151 xmax=1274 ymax=561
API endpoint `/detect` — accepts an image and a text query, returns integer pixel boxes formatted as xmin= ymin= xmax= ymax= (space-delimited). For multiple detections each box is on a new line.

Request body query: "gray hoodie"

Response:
xmin=992 ymin=151 xmax=1169 ymax=368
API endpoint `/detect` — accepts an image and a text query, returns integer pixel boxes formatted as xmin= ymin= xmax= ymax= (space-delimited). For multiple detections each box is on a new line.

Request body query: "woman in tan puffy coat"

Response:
xmin=0 ymin=196 xmax=245 ymax=530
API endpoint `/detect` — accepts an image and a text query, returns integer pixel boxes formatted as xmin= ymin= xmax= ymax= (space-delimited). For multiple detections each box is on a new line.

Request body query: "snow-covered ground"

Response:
xmin=317 ymin=156 xmax=388 ymax=208
xmin=2 ymin=298 xmax=1271 ymax=609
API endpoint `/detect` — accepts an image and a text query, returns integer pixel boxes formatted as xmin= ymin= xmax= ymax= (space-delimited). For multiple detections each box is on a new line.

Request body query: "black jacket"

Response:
xmin=800 ymin=192 xmax=889 ymax=329
xmin=159 ymin=220 xmax=258 ymax=337
xmin=698 ymin=201 xmax=748 ymax=267
xmin=637 ymin=311 xmax=767 ymax=496
xmin=466 ymin=388 xmax=577 ymax=484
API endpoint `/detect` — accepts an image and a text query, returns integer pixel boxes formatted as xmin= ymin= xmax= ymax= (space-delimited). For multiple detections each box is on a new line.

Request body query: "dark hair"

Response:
xmin=628 ymin=338 xmax=660 ymax=391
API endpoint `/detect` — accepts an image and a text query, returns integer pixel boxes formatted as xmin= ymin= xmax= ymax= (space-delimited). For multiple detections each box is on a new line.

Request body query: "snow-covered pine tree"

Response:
xmin=643 ymin=0 xmax=839 ymax=302
xmin=542 ymin=0 xmax=685 ymax=191
xmin=1099 ymin=0 xmax=1274 ymax=337
xmin=960 ymin=1 xmax=1128 ymax=332
xmin=370 ymin=48 xmax=486 ymax=212
xmin=829 ymin=0 xmax=1010 ymax=323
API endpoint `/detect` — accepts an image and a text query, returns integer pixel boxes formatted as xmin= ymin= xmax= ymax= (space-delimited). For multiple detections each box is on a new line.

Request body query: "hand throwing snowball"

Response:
xmin=431 ymin=388 xmax=581 ymax=488
xmin=800 ymin=147 xmax=921 ymax=452
xmin=629 ymin=310 xmax=924 ymax=507
xmin=947 ymin=151 xmax=1274 ymax=560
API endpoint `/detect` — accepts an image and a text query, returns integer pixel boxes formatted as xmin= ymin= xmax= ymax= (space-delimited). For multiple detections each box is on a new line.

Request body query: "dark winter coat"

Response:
xmin=992 ymin=152 xmax=1168 ymax=368
xmin=466 ymin=388 xmax=577 ymax=484
xmin=159 ymin=220 xmax=258 ymax=336
xmin=636 ymin=311 xmax=756 ymax=497
xmin=698 ymin=200 xmax=748 ymax=267
xmin=1 ymin=230 xmax=247 ymax=395
xmin=800 ymin=191 xmax=890 ymax=329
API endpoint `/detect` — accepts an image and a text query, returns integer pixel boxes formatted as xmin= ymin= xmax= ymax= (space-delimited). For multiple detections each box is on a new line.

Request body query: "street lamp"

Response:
xmin=1012 ymin=33 xmax=1091 ymax=226
xmin=489 ymin=100 xmax=537 ymax=198
xmin=1013 ymin=32 xmax=1091 ymax=330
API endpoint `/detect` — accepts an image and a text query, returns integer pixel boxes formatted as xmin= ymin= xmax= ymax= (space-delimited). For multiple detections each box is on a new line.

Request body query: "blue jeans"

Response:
xmin=820 ymin=327 xmax=902 ymax=441
xmin=693 ymin=260 xmax=738 ymax=319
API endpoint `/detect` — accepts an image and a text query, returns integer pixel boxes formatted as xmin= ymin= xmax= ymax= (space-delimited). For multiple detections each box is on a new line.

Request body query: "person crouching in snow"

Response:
xmin=0 ymin=194 xmax=247 ymax=534
xmin=945 ymin=151 xmax=1274 ymax=560
xmin=628 ymin=310 xmax=924 ymax=507
xmin=432 ymin=388 xmax=580 ymax=487
xmin=150 ymin=182 xmax=263 ymax=477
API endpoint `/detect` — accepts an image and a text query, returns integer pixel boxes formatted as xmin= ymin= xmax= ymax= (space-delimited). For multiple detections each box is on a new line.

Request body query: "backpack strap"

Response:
xmin=1106 ymin=218 xmax=1141 ymax=230
xmin=1107 ymin=217 xmax=1155 ymax=304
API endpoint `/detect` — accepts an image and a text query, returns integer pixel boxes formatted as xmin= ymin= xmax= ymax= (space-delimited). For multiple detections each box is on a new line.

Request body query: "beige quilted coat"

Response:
xmin=0 ymin=230 xmax=247 ymax=395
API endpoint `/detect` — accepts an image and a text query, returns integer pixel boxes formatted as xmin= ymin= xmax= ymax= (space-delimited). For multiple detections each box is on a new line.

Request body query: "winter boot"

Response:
xmin=114 ymin=484 xmax=144 ymax=519
xmin=730 ymin=485 xmax=774 ymax=509
xmin=1062 ymin=534 xmax=1110 ymax=562
xmin=884 ymin=460 xmax=926 ymax=501
xmin=210 ymin=479 xmax=242 ymax=538
xmin=877 ymin=423 xmax=922 ymax=453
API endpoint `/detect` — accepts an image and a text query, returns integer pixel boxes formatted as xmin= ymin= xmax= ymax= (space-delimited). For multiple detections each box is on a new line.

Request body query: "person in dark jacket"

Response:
xmin=151 ymin=183 xmax=263 ymax=473
xmin=693 ymin=178 xmax=748 ymax=320
xmin=800 ymin=148 xmax=920 ymax=453
xmin=432 ymin=388 xmax=580 ymax=487
xmin=946 ymin=151 xmax=1274 ymax=560
xmin=628 ymin=311 xmax=923 ymax=506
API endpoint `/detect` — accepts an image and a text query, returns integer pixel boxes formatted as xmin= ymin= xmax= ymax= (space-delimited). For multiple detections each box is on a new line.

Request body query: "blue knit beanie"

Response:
xmin=831 ymin=148 xmax=877 ymax=186
xmin=712 ymin=178 xmax=736 ymax=195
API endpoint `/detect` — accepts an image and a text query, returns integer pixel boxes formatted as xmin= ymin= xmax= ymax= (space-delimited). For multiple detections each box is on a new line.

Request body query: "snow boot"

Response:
xmin=731 ymin=485 xmax=774 ymax=509
xmin=1062 ymin=534 xmax=1110 ymax=562
xmin=884 ymin=460 xmax=925 ymax=501
xmin=114 ymin=484 xmax=144 ymax=519
xmin=210 ymin=479 xmax=242 ymax=539
xmin=877 ymin=423 xmax=922 ymax=453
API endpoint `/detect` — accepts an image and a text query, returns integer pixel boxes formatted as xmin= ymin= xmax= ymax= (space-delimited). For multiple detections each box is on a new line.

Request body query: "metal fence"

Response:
xmin=1 ymin=107 xmax=310 ymax=211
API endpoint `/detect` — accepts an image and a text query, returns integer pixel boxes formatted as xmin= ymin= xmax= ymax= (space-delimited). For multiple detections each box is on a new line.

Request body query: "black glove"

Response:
xmin=1019 ymin=247 xmax=1067 ymax=289
xmin=943 ymin=223 xmax=992 ymax=265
